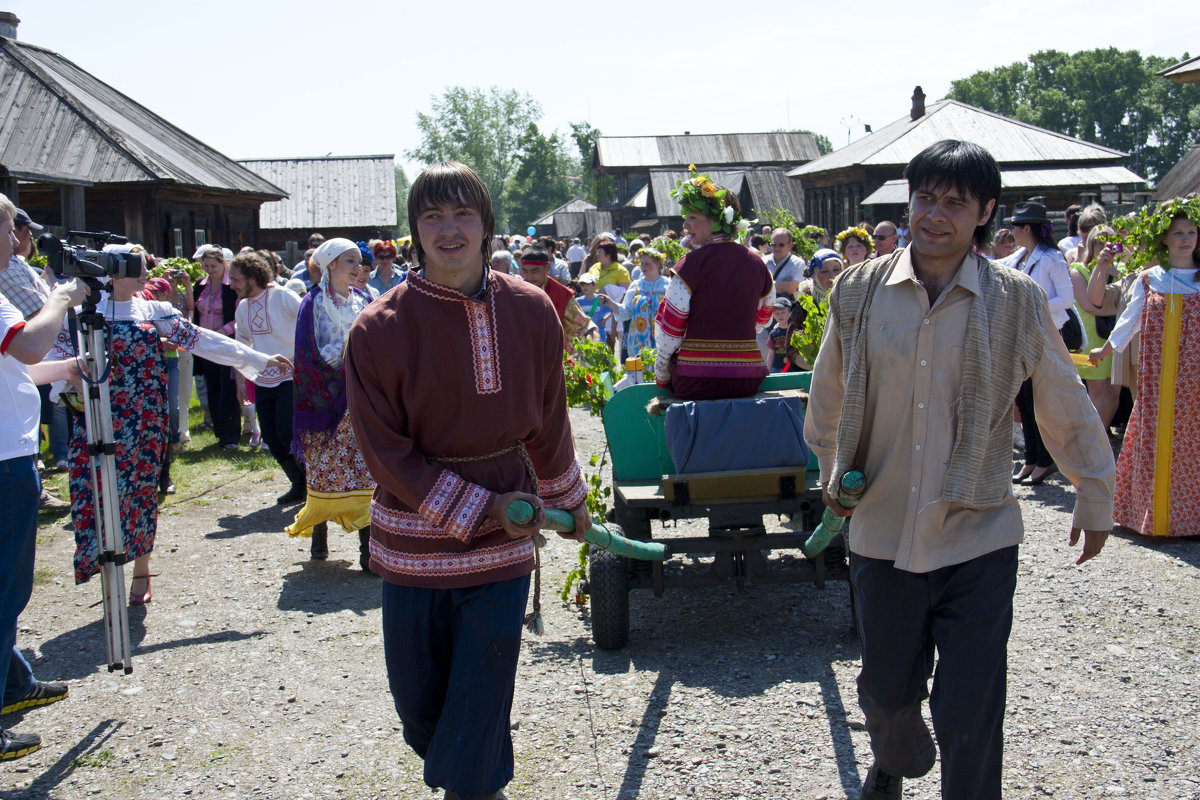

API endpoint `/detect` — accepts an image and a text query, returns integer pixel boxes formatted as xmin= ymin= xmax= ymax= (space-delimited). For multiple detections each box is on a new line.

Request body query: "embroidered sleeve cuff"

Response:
xmin=419 ymin=469 xmax=497 ymax=543
xmin=1071 ymin=499 xmax=1114 ymax=533
xmin=539 ymin=459 xmax=588 ymax=510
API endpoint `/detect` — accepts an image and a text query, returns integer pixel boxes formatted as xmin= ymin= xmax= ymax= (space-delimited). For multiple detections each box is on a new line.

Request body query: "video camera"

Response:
xmin=37 ymin=231 xmax=144 ymax=280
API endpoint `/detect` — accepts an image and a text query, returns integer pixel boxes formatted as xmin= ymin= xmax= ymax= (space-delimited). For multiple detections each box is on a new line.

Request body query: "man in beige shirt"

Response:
xmin=804 ymin=140 xmax=1114 ymax=800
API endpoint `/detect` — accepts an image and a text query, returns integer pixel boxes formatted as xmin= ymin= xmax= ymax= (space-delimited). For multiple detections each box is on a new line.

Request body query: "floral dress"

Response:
xmin=50 ymin=296 xmax=270 ymax=583
xmin=617 ymin=275 xmax=669 ymax=356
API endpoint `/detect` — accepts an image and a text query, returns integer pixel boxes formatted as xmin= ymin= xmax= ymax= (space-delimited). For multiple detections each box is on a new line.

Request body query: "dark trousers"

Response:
xmin=382 ymin=575 xmax=530 ymax=798
xmin=254 ymin=381 xmax=295 ymax=468
xmin=194 ymin=355 xmax=239 ymax=447
xmin=0 ymin=455 xmax=40 ymax=710
xmin=851 ymin=546 xmax=1017 ymax=800
xmin=1014 ymin=378 xmax=1053 ymax=469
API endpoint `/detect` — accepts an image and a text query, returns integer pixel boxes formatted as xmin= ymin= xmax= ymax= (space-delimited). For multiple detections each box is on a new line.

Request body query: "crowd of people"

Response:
xmin=1 ymin=143 xmax=1197 ymax=800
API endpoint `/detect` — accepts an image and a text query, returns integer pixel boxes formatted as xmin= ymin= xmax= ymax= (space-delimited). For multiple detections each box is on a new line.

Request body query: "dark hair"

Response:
xmin=408 ymin=161 xmax=495 ymax=268
xmin=1018 ymin=221 xmax=1057 ymax=251
xmin=519 ymin=246 xmax=551 ymax=266
xmin=537 ymin=236 xmax=557 ymax=253
xmin=596 ymin=241 xmax=619 ymax=261
xmin=1064 ymin=203 xmax=1083 ymax=236
xmin=750 ymin=234 xmax=768 ymax=248
xmin=903 ymin=139 xmax=1001 ymax=248
xmin=230 ymin=252 xmax=273 ymax=290
xmin=307 ymin=232 xmax=325 ymax=248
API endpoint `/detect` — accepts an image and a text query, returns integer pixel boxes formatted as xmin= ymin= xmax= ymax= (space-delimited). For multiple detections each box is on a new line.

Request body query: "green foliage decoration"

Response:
xmin=149 ymin=256 xmax=204 ymax=286
xmin=755 ymin=207 xmax=818 ymax=262
xmin=563 ymin=338 xmax=620 ymax=417
xmin=789 ymin=294 xmax=829 ymax=368
xmin=1109 ymin=196 xmax=1200 ymax=275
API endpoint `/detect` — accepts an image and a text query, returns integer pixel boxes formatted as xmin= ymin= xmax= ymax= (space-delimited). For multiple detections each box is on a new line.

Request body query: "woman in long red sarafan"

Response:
xmin=654 ymin=166 xmax=775 ymax=400
xmin=1089 ymin=197 xmax=1200 ymax=537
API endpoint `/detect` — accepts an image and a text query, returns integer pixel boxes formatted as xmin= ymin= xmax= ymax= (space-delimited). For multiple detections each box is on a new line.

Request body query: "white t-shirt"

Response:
xmin=566 ymin=244 xmax=587 ymax=263
xmin=0 ymin=295 xmax=41 ymax=461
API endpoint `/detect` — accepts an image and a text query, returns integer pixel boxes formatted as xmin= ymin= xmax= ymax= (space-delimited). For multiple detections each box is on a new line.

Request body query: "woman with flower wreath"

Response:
xmin=654 ymin=167 xmax=775 ymax=400
xmin=1088 ymin=198 xmax=1200 ymax=537
xmin=606 ymin=246 xmax=669 ymax=357
xmin=286 ymin=238 xmax=377 ymax=569
xmin=835 ymin=226 xmax=874 ymax=267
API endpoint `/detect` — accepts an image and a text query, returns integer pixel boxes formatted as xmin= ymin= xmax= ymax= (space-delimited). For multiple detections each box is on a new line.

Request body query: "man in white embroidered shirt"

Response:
xmin=229 ymin=252 xmax=303 ymax=504
xmin=804 ymin=140 xmax=1115 ymax=800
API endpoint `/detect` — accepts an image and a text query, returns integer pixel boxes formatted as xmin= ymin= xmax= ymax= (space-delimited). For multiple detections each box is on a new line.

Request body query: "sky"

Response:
xmin=5 ymin=0 xmax=1193 ymax=181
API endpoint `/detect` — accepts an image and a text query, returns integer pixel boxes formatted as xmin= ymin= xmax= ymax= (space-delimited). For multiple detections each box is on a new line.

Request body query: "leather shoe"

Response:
xmin=129 ymin=574 xmax=157 ymax=606
xmin=1026 ymin=464 xmax=1058 ymax=485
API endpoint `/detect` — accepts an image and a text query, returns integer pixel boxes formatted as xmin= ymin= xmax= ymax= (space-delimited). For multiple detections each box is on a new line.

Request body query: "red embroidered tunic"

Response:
xmin=345 ymin=270 xmax=588 ymax=588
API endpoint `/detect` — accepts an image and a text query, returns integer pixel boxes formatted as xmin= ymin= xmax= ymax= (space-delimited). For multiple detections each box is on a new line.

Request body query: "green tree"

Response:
xmin=569 ymin=121 xmax=615 ymax=206
xmin=394 ymin=165 xmax=410 ymax=236
xmin=506 ymin=123 xmax=575 ymax=230
xmin=804 ymin=130 xmax=834 ymax=156
xmin=407 ymin=86 xmax=542 ymax=230
xmin=946 ymin=49 xmax=1200 ymax=184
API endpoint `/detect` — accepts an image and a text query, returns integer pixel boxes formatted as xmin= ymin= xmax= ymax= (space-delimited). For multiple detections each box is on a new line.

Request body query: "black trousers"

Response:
xmin=1014 ymin=378 xmax=1053 ymax=469
xmin=253 ymin=381 xmax=295 ymax=468
xmin=851 ymin=546 xmax=1017 ymax=800
xmin=194 ymin=355 xmax=239 ymax=447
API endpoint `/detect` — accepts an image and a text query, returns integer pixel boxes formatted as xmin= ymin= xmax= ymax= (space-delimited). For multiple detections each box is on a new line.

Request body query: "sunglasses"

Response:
xmin=873 ymin=234 xmax=890 ymax=240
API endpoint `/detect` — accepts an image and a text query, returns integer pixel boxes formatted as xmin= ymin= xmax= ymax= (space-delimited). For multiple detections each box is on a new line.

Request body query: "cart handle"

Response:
xmin=507 ymin=500 xmax=668 ymax=561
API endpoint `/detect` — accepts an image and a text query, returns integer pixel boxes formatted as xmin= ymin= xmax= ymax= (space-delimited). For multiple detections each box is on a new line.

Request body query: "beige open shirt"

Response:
xmin=803 ymin=248 xmax=1115 ymax=573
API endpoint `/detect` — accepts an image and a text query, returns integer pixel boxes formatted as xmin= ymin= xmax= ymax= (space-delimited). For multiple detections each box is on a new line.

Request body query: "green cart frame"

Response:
xmin=587 ymin=372 xmax=849 ymax=649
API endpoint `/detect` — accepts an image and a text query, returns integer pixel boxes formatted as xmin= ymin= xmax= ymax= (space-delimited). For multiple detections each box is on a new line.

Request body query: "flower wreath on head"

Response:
xmin=834 ymin=227 xmax=874 ymax=257
xmin=1131 ymin=196 xmax=1200 ymax=267
xmin=671 ymin=165 xmax=741 ymax=235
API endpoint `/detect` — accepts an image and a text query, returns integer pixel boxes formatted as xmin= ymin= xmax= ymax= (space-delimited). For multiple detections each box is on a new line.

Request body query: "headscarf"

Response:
xmin=806 ymin=248 xmax=844 ymax=303
xmin=311 ymin=238 xmax=368 ymax=368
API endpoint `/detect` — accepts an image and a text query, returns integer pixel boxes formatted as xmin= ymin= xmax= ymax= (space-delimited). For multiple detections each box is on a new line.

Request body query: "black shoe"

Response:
xmin=359 ymin=527 xmax=375 ymax=573
xmin=1027 ymin=464 xmax=1058 ymax=485
xmin=0 ymin=728 xmax=42 ymax=761
xmin=2 ymin=681 xmax=69 ymax=715
xmin=861 ymin=762 xmax=902 ymax=799
xmin=276 ymin=484 xmax=306 ymax=505
xmin=310 ymin=524 xmax=329 ymax=560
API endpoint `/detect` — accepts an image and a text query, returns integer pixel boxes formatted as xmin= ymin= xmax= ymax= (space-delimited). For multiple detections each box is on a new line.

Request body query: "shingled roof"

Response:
xmin=0 ymin=36 xmax=284 ymax=196
xmin=237 ymin=156 xmax=397 ymax=230
xmin=596 ymin=132 xmax=820 ymax=171
xmin=788 ymin=100 xmax=1130 ymax=178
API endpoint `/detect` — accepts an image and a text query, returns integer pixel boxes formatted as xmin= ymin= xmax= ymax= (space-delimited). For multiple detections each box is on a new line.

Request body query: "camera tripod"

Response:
xmin=72 ymin=293 xmax=133 ymax=674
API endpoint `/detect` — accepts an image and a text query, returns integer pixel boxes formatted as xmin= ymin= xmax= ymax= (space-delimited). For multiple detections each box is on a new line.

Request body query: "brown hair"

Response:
xmin=230 ymin=252 xmax=273 ymax=291
xmin=408 ymin=162 xmax=495 ymax=267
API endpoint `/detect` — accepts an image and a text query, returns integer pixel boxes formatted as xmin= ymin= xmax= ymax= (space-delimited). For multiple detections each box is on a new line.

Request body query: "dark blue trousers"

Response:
xmin=382 ymin=575 xmax=530 ymax=798
xmin=851 ymin=546 xmax=1017 ymax=800
xmin=0 ymin=456 xmax=40 ymax=711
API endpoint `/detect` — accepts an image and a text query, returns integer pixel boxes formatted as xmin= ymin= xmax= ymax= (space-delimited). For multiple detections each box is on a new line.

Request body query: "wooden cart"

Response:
xmin=585 ymin=372 xmax=849 ymax=649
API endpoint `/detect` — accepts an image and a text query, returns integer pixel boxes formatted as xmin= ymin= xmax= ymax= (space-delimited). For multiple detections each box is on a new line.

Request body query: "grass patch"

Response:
xmin=32 ymin=565 xmax=56 ymax=585
xmin=73 ymin=749 xmax=116 ymax=768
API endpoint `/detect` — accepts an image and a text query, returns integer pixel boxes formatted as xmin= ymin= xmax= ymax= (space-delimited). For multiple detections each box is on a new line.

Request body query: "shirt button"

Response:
xmin=918 ymin=402 xmax=926 ymax=409
xmin=920 ymin=360 xmax=927 ymax=366
xmin=923 ymin=319 xmax=930 ymax=325
xmin=911 ymin=486 xmax=917 ymax=492
xmin=915 ymin=444 xmax=921 ymax=451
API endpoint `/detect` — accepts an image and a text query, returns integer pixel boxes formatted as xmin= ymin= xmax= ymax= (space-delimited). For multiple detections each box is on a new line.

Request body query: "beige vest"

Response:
xmin=828 ymin=251 xmax=1049 ymax=509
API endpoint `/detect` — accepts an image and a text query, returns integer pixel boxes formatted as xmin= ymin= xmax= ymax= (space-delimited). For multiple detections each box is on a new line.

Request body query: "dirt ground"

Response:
xmin=3 ymin=407 xmax=1199 ymax=800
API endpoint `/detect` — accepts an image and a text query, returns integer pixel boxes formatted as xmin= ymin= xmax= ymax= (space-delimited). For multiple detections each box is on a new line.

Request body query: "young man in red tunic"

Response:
xmin=345 ymin=162 xmax=589 ymax=800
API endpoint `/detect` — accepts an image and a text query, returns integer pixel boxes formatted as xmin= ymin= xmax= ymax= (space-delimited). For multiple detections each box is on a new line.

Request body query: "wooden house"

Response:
xmin=593 ymin=132 xmax=820 ymax=235
xmin=529 ymin=197 xmax=597 ymax=240
xmin=0 ymin=16 xmax=285 ymax=257
xmin=1154 ymin=145 xmax=1200 ymax=201
xmin=1157 ymin=54 xmax=1200 ymax=84
xmin=237 ymin=156 xmax=398 ymax=256
xmin=787 ymin=88 xmax=1148 ymax=234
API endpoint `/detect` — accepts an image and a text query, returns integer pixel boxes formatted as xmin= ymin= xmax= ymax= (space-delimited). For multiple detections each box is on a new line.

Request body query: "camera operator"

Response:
xmin=0 ymin=193 xmax=88 ymax=761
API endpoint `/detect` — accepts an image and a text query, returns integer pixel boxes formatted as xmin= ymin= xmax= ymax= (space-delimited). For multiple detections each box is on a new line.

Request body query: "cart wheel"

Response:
xmin=588 ymin=549 xmax=629 ymax=649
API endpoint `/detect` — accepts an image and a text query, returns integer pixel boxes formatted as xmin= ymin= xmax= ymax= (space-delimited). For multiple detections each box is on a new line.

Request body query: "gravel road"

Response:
xmin=4 ymin=406 xmax=1199 ymax=800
